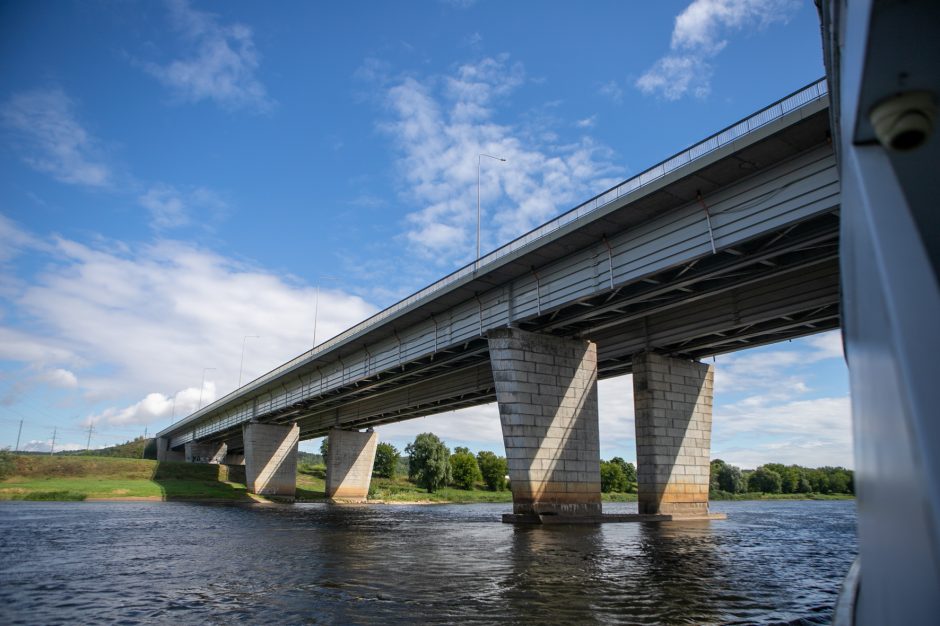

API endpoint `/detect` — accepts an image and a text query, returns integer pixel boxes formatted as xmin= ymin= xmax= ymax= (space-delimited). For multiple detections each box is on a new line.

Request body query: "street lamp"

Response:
xmin=238 ymin=335 xmax=260 ymax=387
xmin=477 ymin=153 xmax=507 ymax=263
xmin=313 ymin=276 xmax=339 ymax=348
xmin=198 ymin=367 xmax=216 ymax=410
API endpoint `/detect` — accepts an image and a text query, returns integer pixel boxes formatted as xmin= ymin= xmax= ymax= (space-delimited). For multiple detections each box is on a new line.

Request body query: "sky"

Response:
xmin=0 ymin=0 xmax=852 ymax=469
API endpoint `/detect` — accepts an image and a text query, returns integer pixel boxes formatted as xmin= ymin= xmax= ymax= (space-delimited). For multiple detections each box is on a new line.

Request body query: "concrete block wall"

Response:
xmin=184 ymin=441 xmax=227 ymax=464
xmin=488 ymin=328 xmax=602 ymax=516
xmin=633 ymin=352 xmax=714 ymax=516
xmin=325 ymin=428 xmax=378 ymax=502
xmin=156 ymin=437 xmax=184 ymax=462
xmin=243 ymin=422 xmax=299 ymax=497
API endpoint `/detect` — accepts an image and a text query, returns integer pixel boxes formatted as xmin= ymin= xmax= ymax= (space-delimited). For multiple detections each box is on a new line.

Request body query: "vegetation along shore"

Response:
xmin=0 ymin=435 xmax=854 ymax=503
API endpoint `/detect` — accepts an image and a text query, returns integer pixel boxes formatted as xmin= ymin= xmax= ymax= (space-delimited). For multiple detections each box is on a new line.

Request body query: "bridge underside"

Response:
xmin=157 ymin=87 xmax=840 ymax=516
xmin=201 ymin=208 xmax=839 ymax=452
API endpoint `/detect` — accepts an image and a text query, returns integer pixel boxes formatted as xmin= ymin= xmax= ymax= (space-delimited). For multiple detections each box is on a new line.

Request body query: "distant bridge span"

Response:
xmin=157 ymin=81 xmax=838 ymax=519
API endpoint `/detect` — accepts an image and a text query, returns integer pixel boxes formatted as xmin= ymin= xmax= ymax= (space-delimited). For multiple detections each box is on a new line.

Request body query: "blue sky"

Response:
xmin=0 ymin=0 xmax=852 ymax=468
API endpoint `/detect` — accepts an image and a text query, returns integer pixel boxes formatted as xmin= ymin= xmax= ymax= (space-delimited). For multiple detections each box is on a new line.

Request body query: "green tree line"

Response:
xmin=316 ymin=432 xmax=511 ymax=494
xmin=710 ymin=459 xmax=854 ymax=497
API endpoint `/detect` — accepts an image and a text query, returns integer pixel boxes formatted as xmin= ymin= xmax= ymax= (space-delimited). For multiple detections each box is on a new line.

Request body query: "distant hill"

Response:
xmin=59 ymin=437 xmax=155 ymax=460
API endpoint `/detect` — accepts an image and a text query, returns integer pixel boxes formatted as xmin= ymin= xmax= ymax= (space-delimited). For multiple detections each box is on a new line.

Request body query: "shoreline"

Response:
xmin=2 ymin=493 xmax=855 ymax=504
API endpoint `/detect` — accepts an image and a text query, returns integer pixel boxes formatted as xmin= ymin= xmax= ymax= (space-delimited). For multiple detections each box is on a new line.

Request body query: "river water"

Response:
xmin=0 ymin=500 xmax=855 ymax=625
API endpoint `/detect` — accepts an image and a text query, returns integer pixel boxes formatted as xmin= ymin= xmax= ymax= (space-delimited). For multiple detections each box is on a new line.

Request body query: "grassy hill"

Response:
xmin=0 ymin=454 xmax=254 ymax=501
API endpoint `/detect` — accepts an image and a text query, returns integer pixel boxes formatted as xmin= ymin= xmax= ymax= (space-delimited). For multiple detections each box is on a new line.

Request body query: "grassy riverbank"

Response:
xmin=0 ymin=455 xmax=853 ymax=503
xmin=0 ymin=455 xmax=255 ymax=501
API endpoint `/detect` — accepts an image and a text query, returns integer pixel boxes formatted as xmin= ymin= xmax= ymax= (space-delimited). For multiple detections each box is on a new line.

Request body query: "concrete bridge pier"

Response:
xmin=184 ymin=441 xmax=227 ymax=464
xmin=488 ymin=328 xmax=602 ymax=521
xmin=243 ymin=422 xmax=299 ymax=497
xmin=632 ymin=352 xmax=720 ymax=519
xmin=325 ymin=428 xmax=378 ymax=502
xmin=155 ymin=437 xmax=184 ymax=462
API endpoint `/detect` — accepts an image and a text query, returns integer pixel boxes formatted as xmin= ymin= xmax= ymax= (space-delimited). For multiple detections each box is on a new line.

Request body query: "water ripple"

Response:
xmin=0 ymin=500 xmax=856 ymax=624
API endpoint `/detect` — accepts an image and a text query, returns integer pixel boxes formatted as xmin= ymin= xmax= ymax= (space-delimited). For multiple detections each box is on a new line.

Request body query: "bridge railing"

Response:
xmin=173 ymin=78 xmax=828 ymax=432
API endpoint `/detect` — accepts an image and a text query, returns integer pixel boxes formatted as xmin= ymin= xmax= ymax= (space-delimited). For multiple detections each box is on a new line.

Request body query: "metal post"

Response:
xmin=238 ymin=335 xmax=260 ymax=387
xmin=14 ymin=419 xmax=22 ymax=452
xmin=312 ymin=276 xmax=338 ymax=348
xmin=50 ymin=427 xmax=56 ymax=455
xmin=198 ymin=367 xmax=216 ymax=410
xmin=85 ymin=423 xmax=94 ymax=450
xmin=312 ymin=284 xmax=320 ymax=348
xmin=477 ymin=153 xmax=507 ymax=265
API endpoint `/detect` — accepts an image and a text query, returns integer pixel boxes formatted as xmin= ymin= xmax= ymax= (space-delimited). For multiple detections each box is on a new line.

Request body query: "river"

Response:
xmin=0 ymin=500 xmax=856 ymax=625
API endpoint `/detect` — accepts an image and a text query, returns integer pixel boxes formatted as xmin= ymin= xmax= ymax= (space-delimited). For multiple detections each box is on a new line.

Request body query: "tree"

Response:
xmin=373 ymin=442 xmax=400 ymax=478
xmin=609 ymin=457 xmax=637 ymax=488
xmin=477 ymin=451 xmax=508 ymax=491
xmin=748 ymin=466 xmax=783 ymax=493
xmin=320 ymin=437 xmax=329 ymax=461
xmin=710 ymin=459 xmax=727 ymax=493
xmin=600 ymin=460 xmax=629 ymax=493
xmin=406 ymin=433 xmax=451 ymax=492
xmin=717 ymin=463 xmax=746 ymax=493
xmin=450 ymin=447 xmax=482 ymax=490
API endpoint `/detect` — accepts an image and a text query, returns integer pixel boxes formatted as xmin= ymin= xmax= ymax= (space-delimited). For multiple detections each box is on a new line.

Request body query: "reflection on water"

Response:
xmin=0 ymin=500 xmax=855 ymax=624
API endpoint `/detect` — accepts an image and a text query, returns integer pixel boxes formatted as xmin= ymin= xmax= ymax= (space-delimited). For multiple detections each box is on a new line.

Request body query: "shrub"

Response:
xmin=450 ymin=447 xmax=482 ymax=490
xmin=477 ymin=451 xmax=508 ymax=491
xmin=406 ymin=433 xmax=451 ymax=492
xmin=609 ymin=457 xmax=637 ymax=492
xmin=0 ymin=449 xmax=15 ymax=480
xmin=600 ymin=460 xmax=629 ymax=493
xmin=373 ymin=442 xmax=400 ymax=478
xmin=717 ymin=463 xmax=746 ymax=493
xmin=748 ymin=466 xmax=783 ymax=493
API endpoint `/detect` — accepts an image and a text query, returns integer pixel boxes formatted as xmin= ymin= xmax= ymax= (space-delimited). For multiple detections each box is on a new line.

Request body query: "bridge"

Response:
xmin=156 ymin=80 xmax=838 ymax=521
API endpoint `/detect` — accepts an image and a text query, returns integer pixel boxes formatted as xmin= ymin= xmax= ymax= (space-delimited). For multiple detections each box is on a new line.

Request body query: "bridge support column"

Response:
xmin=243 ymin=422 xmax=299 ymax=497
xmin=184 ymin=441 xmax=227 ymax=464
xmin=488 ymin=328 xmax=602 ymax=519
xmin=633 ymin=352 xmax=714 ymax=517
xmin=325 ymin=428 xmax=378 ymax=502
xmin=156 ymin=437 xmax=184 ymax=462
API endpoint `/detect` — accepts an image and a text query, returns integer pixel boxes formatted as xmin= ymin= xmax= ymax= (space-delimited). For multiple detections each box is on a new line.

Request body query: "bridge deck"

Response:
xmin=158 ymin=81 xmax=838 ymax=450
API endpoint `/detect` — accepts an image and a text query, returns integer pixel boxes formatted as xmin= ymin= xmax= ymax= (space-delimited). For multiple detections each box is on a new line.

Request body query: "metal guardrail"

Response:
xmin=168 ymin=78 xmax=828 ymax=434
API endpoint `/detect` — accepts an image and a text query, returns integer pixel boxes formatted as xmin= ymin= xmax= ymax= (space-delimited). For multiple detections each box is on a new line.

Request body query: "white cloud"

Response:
xmin=714 ymin=395 xmax=853 ymax=468
xmin=2 ymin=226 xmax=377 ymax=429
xmin=636 ymin=55 xmax=713 ymax=101
xmin=714 ymin=330 xmax=845 ymax=394
xmin=0 ymin=88 xmax=111 ymax=186
xmin=636 ymin=0 xmax=800 ymax=100
xmin=379 ymin=56 xmax=623 ymax=266
xmin=138 ymin=183 xmax=227 ymax=229
xmin=598 ymin=80 xmax=624 ymax=104
xmin=21 ymin=439 xmax=85 ymax=453
xmin=439 ymin=0 xmax=478 ymax=8
xmin=0 ymin=213 xmax=48 ymax=263
xmin=145 ymin=0 xmax=274 ymax=112
xmin=38 ymin=368 xmax=79 ymax=389
xmin=575 ymin=115 xmax=597 ymax=129
xmin=85 ymin=385 xmax=206 ymax=427
xmin=0 ymin=327 xmax=81 ymax=369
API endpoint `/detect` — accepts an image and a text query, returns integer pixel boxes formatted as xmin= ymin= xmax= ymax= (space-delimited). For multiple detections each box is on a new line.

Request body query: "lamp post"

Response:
xmin=477 ymin=153 xmax=507 ymax=263
xmin=198 ymin=367 xmax=216 ymax=410
xmin=238 ymin=335 xmax=260 ymax=387
xmin=313 ymin=276 xmax=339 ymax=348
